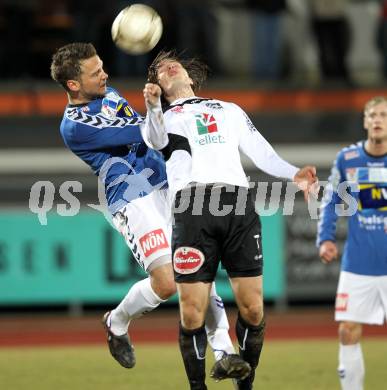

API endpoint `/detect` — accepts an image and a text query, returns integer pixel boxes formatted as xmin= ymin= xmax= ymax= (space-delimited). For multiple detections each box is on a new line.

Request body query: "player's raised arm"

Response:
xmin=141 ymin=83 xmax=169 ymax=150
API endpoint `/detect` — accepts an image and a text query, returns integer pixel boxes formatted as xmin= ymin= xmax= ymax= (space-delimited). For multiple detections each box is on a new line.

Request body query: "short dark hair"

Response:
xmin=147 ymin=50 xmax=209 ymax=93
xmin=50 ymin=42 xmax=97 ymax=91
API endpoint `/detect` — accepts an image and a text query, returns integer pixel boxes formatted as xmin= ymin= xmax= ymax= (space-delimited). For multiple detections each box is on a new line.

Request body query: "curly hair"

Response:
xmin=50 ymin=42 xmax=97 ymax=91
xmin=147 ymin=50 xmax=209 ymax=93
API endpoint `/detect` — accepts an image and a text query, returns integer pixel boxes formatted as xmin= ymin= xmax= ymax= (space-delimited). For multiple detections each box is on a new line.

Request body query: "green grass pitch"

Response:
xmin=1 ymin=339 xmax=386 ymax=389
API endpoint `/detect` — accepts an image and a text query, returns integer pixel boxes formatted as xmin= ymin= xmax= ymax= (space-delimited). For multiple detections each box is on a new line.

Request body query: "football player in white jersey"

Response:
xmin=142 ymin=51 xmax=319 ymax=390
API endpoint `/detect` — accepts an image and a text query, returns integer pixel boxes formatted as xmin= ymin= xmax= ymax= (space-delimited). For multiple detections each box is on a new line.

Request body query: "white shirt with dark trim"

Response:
xmin=143 ymin=97 xmax=299 ymax=194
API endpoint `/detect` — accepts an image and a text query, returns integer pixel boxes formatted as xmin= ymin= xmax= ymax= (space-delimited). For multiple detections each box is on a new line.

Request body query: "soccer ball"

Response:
xmin=111 ymin=4 xmax=163 ymax=55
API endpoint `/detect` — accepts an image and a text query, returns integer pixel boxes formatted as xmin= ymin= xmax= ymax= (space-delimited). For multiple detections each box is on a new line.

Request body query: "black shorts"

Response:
xmin=172 ymin=184 xmax=263 ymax=283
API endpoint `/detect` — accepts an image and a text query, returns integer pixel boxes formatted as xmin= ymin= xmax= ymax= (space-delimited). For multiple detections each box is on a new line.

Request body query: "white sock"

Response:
xmin=338 ymin=343 xmax=365 ymax=390
xmin=109 ymin=278 xmax=166 ymax=335
xmin=205 ymin=283 xmax=235 ymax=360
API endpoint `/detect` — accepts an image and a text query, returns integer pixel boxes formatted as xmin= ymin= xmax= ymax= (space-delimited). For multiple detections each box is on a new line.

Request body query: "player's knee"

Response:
xmin=181 ymin=312 xmax=204 ymax=330
xmin=154 ymin=278 xmax=177 ymax=300
xmin=180 ymin=302 xmax=206 ymax=330
xmin=240 ymin=303 xmax=264 ymax=326
xmin=338 ymin=322 xmax=361 ymax=344
xmin=149 ymin=261 xmax=176 ymax=299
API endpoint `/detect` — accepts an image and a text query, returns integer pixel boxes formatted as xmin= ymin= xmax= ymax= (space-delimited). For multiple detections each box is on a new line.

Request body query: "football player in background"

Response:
xmin=318 ymin=96 xmax=387 ymax=390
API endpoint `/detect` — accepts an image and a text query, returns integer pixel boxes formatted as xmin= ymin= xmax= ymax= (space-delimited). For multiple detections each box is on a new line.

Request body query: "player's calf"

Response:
xmin=235 ymin=313 xmax=265 ymax=389
xmin=179 ymin=322 xmax=208 ymax=390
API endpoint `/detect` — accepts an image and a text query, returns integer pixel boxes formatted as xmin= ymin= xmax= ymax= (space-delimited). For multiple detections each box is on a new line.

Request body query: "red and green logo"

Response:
xmin=195 ymin=113 xmax=218 ymax=135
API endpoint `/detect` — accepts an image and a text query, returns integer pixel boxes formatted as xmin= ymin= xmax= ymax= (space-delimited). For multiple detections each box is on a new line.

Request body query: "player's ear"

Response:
xmin=67 ymin=79 xmax=80 ymax=92
xmin=363 ymin=114 xmax=368 ymax=131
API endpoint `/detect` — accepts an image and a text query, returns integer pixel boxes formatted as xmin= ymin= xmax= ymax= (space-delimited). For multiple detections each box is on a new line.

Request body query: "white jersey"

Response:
xmin=143 ymin=97 xmax=299 ymax=194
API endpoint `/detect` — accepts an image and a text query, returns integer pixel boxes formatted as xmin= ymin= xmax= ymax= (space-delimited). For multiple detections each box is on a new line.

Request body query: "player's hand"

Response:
xmin=143 ymin=83 xmax=162 ymax=108
xmin=319 ymin=241 xmax=338 ymax=264
xmin=293 ymin=165 xmax=319 ymax=202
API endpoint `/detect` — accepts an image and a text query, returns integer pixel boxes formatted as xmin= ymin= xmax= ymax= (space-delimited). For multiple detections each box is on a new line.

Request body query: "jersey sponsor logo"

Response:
xmin=195 ymin=113 xmax=218 ymax=134
xmin=358 ymin=184 xmax=387 ymax=211
xmin=345 ymin=168 xmax=357 ymax=183
xmin=101 ymin=94 xmax=120 ymax=119
xmin=173 ymin=247 xmax=205 ymax=274
xmin=205 ymin=102 xmax=223 ymax=109
xmin=194 ymin=133 xmax=226 ymax=146
xmin=344 ymin=150 xmax=360 ymax=160
xmin=357 ymin=167 xmax=387 ymax=184
xmin=335 ymin=293 xmax=348 ymax=312
xmin=368 ymin=167 xmax=387 ymax=183
xmin=194 ymin=113 xmax=225 ymax=145
xmin=81 ymin=106 xmax=90 ymax=112
xmin=367 ymin=162 xmax=385 ymax=167
xmin=101 ymin=104 xmax=117 ymax=119
xmin=358 ymin=214 xmax=387 ymax=231
xmin=139 ymin=229 xmax=169 ymax=257
xmin=171 ymin=106 xmax=184 ymax=113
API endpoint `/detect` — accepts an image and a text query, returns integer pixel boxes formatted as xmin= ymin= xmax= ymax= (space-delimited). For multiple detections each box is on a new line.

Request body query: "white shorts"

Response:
xmin=335 ymin=271 xmax=387 ymax=325
xmin=112 ymin=189 xmax=172 ymax=272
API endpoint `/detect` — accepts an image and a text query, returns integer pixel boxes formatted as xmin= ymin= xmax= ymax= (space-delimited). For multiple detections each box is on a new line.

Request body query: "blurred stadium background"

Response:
xmin=0 ymin=0 xmax=386 ymax=389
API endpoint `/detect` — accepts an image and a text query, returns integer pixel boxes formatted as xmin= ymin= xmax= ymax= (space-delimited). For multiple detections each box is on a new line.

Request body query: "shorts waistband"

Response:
xmin=176 ymin=182 xmax=249 ymax=198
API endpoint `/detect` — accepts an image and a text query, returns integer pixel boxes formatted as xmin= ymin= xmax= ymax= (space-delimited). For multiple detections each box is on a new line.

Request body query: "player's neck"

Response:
xmin=166 ymin=86 xmax=195 ymax=104
xmin=67 ymin=92 xmax=90 ymax=105
xmin=365 ymin=138 xmax=387 ymax=156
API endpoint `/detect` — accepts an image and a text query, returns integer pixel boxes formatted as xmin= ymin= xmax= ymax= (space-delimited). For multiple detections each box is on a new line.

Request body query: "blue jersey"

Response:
xmin=317 ymin=141 xmax=387 ymax=276
xmin=60 ymin=87 xmax=167 ymax=214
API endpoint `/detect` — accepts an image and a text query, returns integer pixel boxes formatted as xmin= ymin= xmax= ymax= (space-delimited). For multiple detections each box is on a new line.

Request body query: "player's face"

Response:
xmin=156 ymin=60 xmax=193 ymax=95
xmin=78 ymin=55 xmax=108 ymax=100
xmin=364 ymin=102 xmax=387 ymax=142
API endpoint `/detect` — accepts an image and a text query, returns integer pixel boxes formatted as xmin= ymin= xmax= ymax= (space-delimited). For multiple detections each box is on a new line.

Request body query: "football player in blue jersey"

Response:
xmin=318 ymin=96 xmax=387 ymax=390
xmin=50 ymin=42 xmax=237 ymax=373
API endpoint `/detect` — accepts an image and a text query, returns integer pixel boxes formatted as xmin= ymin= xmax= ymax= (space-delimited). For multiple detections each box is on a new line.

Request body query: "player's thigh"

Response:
xmin=172 ymin=192 xmax=220 ymax=283
xmin=335 ymin=271 xmax=385 ymax=325
xmin=229 ymin=276 xmax=263 ymax=318
xmin=177 ymin=281 xmax=212 ymax=328
xmin=112 ymin=190 xmax=172 ymax=272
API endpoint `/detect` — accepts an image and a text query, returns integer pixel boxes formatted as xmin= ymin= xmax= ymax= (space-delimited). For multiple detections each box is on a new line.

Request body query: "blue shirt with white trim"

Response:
xmin=60 ymin=87 xmax=167 ymax=214
xmin=317 ymin=141 xmax=387 ymax=276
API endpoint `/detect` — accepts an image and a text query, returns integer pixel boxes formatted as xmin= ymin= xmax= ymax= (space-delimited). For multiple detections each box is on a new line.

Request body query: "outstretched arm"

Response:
xmin=236 ymin=105 xmax=319 ymax=200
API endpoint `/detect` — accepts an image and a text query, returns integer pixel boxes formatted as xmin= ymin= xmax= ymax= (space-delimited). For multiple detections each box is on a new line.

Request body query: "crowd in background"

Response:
xmin=1 ymin=0 xmax=387 ymax=86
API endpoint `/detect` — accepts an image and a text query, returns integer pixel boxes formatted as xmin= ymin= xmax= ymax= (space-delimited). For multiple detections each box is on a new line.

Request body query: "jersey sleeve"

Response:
xmin=140 ymin=100 xmax=169 ymax=150
xmin=316 ymin=152 xmax=343 ymax=246
xmin=65 ymin=109 xmax=144 ymax=150
xmin=235 ymin=105 xmax=299 ymax=180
